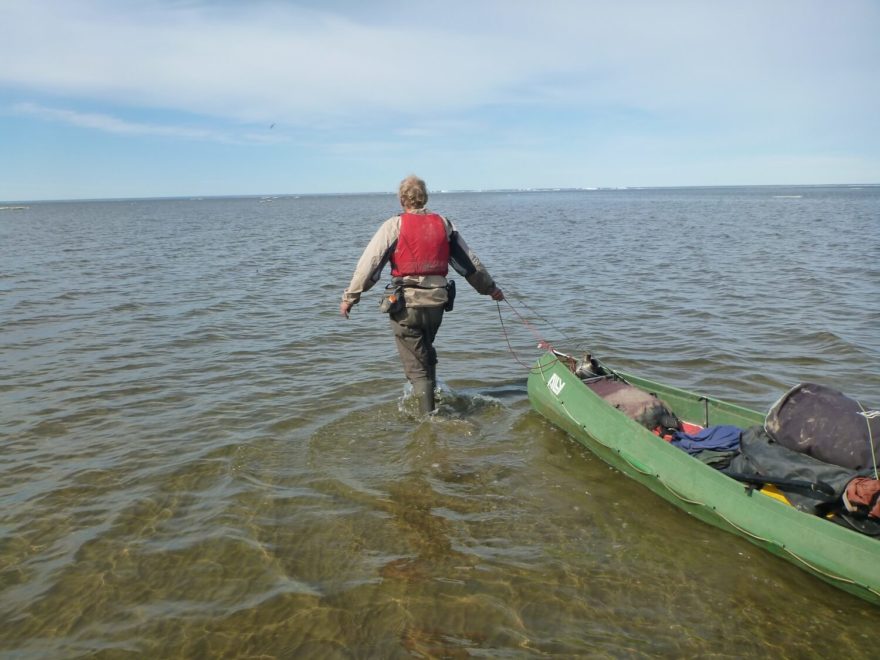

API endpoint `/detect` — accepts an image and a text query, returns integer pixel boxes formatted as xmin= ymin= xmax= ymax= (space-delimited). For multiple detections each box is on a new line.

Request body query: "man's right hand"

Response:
xmin=340 ymin=301 xmax=353 ymax=318
xmin=490 ymin=287 xmax=504 ymax=301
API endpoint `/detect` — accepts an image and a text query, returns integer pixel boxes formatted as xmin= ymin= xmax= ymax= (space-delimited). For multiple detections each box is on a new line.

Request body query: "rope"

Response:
xmin=501 ymin=299 xmax=553 ymax=348
xmin=857 ymin=400 xmax=879 ymax=480
xmin=495 ymin=300 xmax=559 ymax=372
xmin=495 ymin=296 xmax=601 ymax=376
xmin=494 ymin=296 xmax=622 ymax=383
xmin=504 ymin=289 xmax=582 ymax=348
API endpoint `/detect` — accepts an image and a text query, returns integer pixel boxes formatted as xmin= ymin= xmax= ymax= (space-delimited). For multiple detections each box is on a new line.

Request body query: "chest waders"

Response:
xmin=390 ymin=305 xmax=444 ymax=414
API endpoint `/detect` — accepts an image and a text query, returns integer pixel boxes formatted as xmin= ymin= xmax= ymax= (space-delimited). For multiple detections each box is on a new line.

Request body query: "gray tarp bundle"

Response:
xmin=765 ymin=382 xmax=880 ymax=471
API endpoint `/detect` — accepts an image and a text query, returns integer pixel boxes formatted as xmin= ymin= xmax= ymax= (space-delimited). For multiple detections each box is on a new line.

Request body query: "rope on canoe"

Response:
xmin=780 ymin=545 xmax=880 ymax=596
xmin=537 ymin=366 xmax=879 ymax=597
xmin=657 ymin=462 xmax=879 ymax=594
xmin=650 ymin=455 xmax=878 ymax=593
xmin=857 ymin=399 xmax=879 ymax=480
xmin=697 ymin=494 xmax=878 ymax=593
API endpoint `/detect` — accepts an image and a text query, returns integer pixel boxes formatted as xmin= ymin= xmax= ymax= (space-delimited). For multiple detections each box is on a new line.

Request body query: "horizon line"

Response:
xmin=3 ymin=182 xmax=879 ymax=205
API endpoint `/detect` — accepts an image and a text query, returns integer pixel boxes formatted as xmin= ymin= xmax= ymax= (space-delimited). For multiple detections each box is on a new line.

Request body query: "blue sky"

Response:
xmin=2 ymin=0 xmax=879 ymax=201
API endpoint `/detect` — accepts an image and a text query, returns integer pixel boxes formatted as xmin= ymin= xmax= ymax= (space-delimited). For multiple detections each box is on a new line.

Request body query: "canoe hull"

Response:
xmin=527 ymin=351 xmax=880 ymax=606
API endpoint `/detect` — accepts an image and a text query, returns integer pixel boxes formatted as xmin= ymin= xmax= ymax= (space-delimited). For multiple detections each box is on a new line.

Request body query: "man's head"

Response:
xmin=399 ymin=175 xmax=428 ymax=210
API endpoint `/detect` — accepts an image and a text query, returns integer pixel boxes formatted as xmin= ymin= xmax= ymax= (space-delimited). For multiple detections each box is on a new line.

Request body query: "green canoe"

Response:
xmin=527 ymin=350 xmax=880 ymax=606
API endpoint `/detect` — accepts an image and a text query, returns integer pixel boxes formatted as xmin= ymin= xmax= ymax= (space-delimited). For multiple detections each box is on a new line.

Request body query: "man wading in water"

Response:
xmin=340 ymin=175 xmax=504 ymax=414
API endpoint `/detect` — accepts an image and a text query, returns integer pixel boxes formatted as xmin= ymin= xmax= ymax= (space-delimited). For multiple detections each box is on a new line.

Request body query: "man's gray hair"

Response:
xmin=399 ymin=175 xmax=428 ymax=210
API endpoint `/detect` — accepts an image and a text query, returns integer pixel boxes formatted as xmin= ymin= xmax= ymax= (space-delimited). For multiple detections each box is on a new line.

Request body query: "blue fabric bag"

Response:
xmin=671 ymin=425 xmax=742 ymax=455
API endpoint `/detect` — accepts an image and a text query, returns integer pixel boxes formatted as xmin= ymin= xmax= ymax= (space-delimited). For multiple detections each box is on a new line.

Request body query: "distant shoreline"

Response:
xmin=3 ymin=183 xmax=878 ymax=206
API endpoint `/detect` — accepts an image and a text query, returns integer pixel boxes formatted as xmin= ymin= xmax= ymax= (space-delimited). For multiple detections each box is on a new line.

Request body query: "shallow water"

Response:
xmin=2 ymin=187 xmax=879 ymax=657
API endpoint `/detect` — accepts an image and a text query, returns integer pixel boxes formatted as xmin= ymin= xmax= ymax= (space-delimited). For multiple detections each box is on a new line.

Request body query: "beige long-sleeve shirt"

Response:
xmin=342 ymin=208 xmax=498 ymax=308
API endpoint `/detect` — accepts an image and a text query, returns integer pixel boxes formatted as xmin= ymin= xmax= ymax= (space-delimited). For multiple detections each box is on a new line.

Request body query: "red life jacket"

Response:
xmin=391 ymin=213 xmax=450 ymax=277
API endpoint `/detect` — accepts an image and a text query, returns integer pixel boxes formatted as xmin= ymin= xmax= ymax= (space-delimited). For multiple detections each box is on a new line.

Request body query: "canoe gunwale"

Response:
xmin=527 ymin=350 xmax=880 ymax=606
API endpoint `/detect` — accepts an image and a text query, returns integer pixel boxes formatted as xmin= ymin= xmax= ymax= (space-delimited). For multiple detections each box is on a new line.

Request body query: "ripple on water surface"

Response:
xmin=1 ymin=189 xmax=879 ymax=656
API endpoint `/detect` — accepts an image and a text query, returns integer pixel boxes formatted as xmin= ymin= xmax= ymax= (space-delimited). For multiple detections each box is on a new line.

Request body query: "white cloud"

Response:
xmin=10 ymin=102 xmax=242 ymax=140
xmin=0 ymin=0 xmax=534 ymax=124
xmin=1 ymin=0 xmax=878 ymax=136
